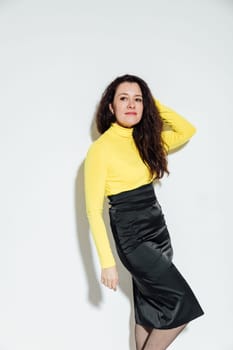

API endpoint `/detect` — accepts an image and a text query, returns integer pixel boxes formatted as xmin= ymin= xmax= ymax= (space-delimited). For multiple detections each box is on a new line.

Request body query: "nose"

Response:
xmin=127 ymin=98 xmax=135 ymax=109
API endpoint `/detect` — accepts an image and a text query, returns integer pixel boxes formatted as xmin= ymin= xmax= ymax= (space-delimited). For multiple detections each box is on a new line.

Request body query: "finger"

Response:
xmin=106 ymin=279 xmax=114 ymax=290
xmin=101 ymin=278 xmax=108 ymax=287
xmin=107 ymin=279 xmax=113 ymax=289
xmin=102 ymin=278 xmax=108 ymax=287
xmin=112 ymin=279 xmax=118 ymax=291
xmin=101 ymin=277 xmax=118 ymax=290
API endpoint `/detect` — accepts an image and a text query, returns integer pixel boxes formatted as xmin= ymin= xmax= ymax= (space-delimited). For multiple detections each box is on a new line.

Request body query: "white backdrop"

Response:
xmin=0 ymin=0 xmax=233 ymax=349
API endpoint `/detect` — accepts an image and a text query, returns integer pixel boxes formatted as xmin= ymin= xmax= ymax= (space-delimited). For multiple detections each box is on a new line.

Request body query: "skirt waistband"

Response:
xmin=108 ymin=183 xmax=156 ymax=210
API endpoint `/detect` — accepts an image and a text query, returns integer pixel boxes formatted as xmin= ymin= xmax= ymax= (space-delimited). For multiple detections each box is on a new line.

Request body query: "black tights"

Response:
xmin=135 ymin=323 xmax=187 ymax=350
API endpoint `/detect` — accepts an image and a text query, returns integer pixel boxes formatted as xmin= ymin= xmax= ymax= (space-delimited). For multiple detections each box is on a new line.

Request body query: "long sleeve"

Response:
xmin=156 ymin=100 xmax=196 ymax=152
xmin=84 ymin=142 xmax=116 ymax=268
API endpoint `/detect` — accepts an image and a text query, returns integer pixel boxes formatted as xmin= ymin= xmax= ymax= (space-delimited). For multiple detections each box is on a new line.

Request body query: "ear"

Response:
xmin=109 ymin=103 xmax=114 ymax=114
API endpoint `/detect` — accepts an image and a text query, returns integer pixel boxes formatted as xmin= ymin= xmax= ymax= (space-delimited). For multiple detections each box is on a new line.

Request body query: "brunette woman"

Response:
xmin=84 ymin=74 xmax=204 ymax=350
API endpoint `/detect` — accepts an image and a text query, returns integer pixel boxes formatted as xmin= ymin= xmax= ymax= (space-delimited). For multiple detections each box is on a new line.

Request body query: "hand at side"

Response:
xmin=101 ymin=266 xmax=119 ymax=291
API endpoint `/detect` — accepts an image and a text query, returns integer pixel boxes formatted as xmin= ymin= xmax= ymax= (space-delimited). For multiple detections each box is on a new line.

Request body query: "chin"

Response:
xmin=128 ymin=121 xmax=140 ymax=128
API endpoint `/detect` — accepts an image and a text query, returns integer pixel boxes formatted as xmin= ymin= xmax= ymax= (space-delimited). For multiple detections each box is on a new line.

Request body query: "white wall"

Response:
xmin=0 ymin=0 xmax=233 ymax=349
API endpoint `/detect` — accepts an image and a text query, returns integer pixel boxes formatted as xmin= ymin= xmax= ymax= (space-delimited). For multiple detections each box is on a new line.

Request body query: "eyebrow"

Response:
xmin=117 ymin=93 xmax=143 ymax=97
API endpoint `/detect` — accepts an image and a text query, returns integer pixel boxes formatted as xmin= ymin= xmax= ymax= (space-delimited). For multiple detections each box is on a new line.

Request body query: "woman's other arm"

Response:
xmin=84 ymin=142 xmax=118 ymax=290
xmin=156 ymin=99 xmax=196 ymax=152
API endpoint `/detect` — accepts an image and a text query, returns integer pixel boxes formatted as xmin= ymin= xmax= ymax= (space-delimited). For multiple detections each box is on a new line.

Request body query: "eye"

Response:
xmin=120 ymin=96 xmax=127 ymax=101
xmin=135 ymin=98 xmax=143 ymax=102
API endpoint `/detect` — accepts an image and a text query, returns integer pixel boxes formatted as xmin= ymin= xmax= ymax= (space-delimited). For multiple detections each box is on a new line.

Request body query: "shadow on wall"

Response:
xmin=75 ymin=161 xmax=102 ymax=306
xmin=74 ymin=120 xmax=136 ymax=349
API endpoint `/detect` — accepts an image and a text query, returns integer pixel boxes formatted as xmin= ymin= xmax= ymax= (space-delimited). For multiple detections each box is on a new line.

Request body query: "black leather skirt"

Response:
xmin=108 ymin=183 xmax=204 ymax=329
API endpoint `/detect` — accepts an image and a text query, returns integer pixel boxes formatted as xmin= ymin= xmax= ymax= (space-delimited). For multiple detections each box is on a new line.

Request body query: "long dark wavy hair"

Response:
xmin=96 ymin=74 xmax=169 ymax=179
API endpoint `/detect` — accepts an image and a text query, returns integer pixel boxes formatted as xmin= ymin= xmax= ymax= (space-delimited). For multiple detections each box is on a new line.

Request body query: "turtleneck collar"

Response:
xmin=109 ymin=122 xmax=133 ymax=138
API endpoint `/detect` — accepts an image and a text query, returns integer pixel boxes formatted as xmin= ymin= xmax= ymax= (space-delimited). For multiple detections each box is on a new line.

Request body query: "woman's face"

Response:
xmin=109 ymin=82 xmax=143 ymax=128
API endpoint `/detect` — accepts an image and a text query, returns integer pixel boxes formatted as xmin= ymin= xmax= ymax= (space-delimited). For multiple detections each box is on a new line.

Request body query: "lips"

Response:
xmin=125 ymin=112 xmax=137 ymax=115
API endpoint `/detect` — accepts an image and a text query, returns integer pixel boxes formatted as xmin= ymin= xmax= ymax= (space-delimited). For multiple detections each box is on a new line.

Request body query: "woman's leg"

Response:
xmin=143 ymin=323 xmax=188 ymax=350
xmin=135 ymin=324 xmax=152 ymax=350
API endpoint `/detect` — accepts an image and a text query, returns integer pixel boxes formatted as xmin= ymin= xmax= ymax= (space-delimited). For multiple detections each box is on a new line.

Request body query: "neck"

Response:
xmin=110 ymin=122 xmax=134 ymax=138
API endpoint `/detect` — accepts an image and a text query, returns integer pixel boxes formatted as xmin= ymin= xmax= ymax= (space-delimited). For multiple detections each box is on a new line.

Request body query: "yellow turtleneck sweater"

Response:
xmin=84 ymin=100 xmax=196 ymax=268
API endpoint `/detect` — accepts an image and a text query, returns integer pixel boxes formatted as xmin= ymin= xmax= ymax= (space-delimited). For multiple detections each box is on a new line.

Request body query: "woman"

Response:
xmin=84 ymin=74 xmax=204 ymax=350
